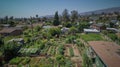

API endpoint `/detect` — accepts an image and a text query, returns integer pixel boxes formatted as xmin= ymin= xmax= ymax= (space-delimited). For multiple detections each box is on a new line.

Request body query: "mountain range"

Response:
xmin=41 ymin=7 xmax=120 ymax=18
xmin=80 ymin=7 xmax=120 ymax=16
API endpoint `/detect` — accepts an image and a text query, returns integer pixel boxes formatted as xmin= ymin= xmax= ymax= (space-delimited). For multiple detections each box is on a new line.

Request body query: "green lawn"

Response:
xmin=80 ymin=33 xmax=103 ymax=41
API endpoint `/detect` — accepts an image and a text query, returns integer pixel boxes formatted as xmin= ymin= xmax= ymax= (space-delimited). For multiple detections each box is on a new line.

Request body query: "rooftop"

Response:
xmin=88 ymin=41 xmax=120 ymax=67
xmin=84 ymin=29 xmax=100 ymax=33
xmin=93 ymin=23 xmax=103 ymax=27
xmin=0 ymin=27 xmax=22 ymax=33
xmin=106 ymin=28 xmax=120 ymax=32
xmin=43 ymin=25 xmax=53 ymax=29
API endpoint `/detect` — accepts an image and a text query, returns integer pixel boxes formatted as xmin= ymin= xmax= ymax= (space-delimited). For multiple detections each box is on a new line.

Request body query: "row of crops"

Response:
xmin=9 ymin=57 xmax=75 ymax=67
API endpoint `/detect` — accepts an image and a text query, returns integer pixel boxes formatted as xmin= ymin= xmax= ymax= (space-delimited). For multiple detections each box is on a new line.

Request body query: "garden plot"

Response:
xmin=40 ymin=45 xmax=50 ymax=56
xmin=29 ymin=57 xmax=40 ymax=66
xmin=64 ymin=45 xmax=70 ymax=57
xmin=19 ymin=48 xmax=39 ymax=56
xmin=72 ymin=44 xmax=80 ymax=57
xmin=64 ymin=44 xmax=74 ymax=57
xmin=9 ymin=57 xmax=31 ymax=66
xmin=48 ymin=46 xmax=56 ymax=56
xmin=65 ymin=44 xmax=82 ymax=67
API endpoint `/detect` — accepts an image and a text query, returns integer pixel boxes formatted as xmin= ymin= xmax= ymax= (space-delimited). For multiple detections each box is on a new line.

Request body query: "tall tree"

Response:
xmin=71 ymin=10 xmax=78 ymax=22
xmin=53 ymin=11 xmax=60 ymax=26
xmin=36 ymin=14 xmax=38 ymax=18
xmin=69 ymin=26 xmax=77 ymax=35
xmin=62 ymin=9 xmax=69 ymax=22
xmin=4 ymin=16 xmax=8 ymax=23
xmin=9 ymin=16 xmax=14 ymax=20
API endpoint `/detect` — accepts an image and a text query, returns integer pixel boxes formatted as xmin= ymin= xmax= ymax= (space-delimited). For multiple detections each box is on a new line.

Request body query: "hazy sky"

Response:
xmin=0 ymin=0 xmax=120 ymax=18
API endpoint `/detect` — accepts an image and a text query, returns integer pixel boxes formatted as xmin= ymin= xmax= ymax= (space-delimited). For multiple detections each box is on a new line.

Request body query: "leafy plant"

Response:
xmin=69 ymin=47 xmax=74 ymax=57
xmin=9 ymin=57 xmax=23 ymax=65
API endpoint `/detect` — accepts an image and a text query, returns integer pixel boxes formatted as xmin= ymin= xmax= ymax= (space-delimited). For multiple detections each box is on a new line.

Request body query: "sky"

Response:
xmin=0 ymin=0 xmax=120 ymax=18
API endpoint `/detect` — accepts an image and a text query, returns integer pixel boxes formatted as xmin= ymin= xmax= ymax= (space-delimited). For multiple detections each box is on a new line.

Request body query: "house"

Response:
xmin=90 ymin=23 xmax=106 ymax=30
xmin=84 ymin=29 xmax=100 ymax=34
xmin=42 ymin=25 xmax=53 ymax=29
xmin=1 ymin=24 xmax=10 ymax=28
xmin=106 ymin=28 xmax=120 ymax=33
xmin=61 ymin=27 xmax=69 ymax=34
xmin=88 ymin=41 xmax=120 ymax=67
xmin=89 ymin=21 xmax=94 ymax=24
xmin=16 ymin=25 xmax=26 ymax=29
xmin=0 ymin=27 xmax=23 ymax=36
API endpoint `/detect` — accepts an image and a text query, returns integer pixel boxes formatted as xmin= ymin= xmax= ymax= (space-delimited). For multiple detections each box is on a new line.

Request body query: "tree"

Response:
xmin=63 ymin=22 xmax=72 ymax=28
xmin=36 ymin=14 xmax=38 ymax=18
xmin=71 ymin=10 xmax=78 ymax=22
xmin=8 ymin=21 xmax=15 ymax=27
xmin=49 ymin=28 xmax=61 ymax=37
xmin=109 ymin=22 xmax=115 ymax=28
xmin=42 ymin=17 xmax=47 ymax=22
xmin=53 ymin=11 xmax=60 ymax=26
xmin=77 ymin=22 xmax=89 ymax=32
xmin=3 ymin=42 xmax=19 ymax=61
xmin=56 ymin=55 xmax=65 ymax=65
xmin=62 ymin=9 xmax=70 ymax=22
xmin=35 ymin=25 xmax=41 ymax=32
xmin=0 ymin=36 xmax=4 ymax=46
xmin=69 ymin=26 xmax=78 ymax=34
xmin=4 ymin=16 xmax=8 ymax=23
xmin=9 ymin=16 xmax=14 ymax=20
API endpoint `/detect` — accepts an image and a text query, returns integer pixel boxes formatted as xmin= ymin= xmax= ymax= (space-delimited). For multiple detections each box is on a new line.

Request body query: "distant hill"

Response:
xmin=40 ymin=7 xmax=120 ymax=18
xmin=39 ymin=15 xmax=54 ymax=18
xmin=80 ymin=7 xmax=120 ymax=16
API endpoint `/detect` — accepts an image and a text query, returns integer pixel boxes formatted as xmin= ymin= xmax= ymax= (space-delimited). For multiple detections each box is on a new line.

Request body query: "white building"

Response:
xmin=61 ymin=27 xmax=69 ymax=34
xmin=84 ymin=29 xmax=100 ymax=33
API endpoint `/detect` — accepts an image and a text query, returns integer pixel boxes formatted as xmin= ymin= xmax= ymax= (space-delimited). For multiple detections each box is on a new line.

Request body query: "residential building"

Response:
xmin=0 ymin=27 xmax=23 ymax=36
xmin=1 ymin=24 xmax=10 ymax=28
xmin=61 ymin=27 xmax=69 ymax=34
xmin=106 ymin=28 xmax=120 ymax=33
xmin=84 ymin=29 xmax=100 ymax=34
xmin=90 ymin=23 xmax=106 ymax=30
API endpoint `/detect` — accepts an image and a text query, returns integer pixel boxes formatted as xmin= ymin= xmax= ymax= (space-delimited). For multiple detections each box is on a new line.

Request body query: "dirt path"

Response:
xmin=72 ymin=44 xmax=80 ymax=57
xmin=56 ymin=46 xmax=58 ymax=55
xmin=47 ymin=46 xmax=52 ymax=55
xmin=69 ymin=44 xmax=83 ymax=67
xmin=64 ymin=45 xmax=70 ymax=57
xmin=79 ymin=38 xmax=89 ymax=47
xmin=71 ymin=57 xmax=82 ymax=67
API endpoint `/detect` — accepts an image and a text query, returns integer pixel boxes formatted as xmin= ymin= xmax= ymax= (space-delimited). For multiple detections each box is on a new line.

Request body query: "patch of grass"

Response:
xmin=107 ymin=33 xmax=118 ymax=41
xmin=80 ymin=33 xmax=103 ymax=41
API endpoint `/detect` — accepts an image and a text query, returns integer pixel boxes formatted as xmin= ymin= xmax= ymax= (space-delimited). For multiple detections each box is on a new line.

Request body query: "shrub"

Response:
xmin=107 ymin=34 xmax=118 ymax=41
xmin=66 ymin=36 xmax=76 ymax=43
xmin=9 ymin=57 xmax=23 ymax=65
xmin=21 ymin=57 xmax=30 ymax=65
xmin=58 ymin=45 xmax=65 ymax=55
xmin=49 ymin=28 xmax=61 ymax=36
